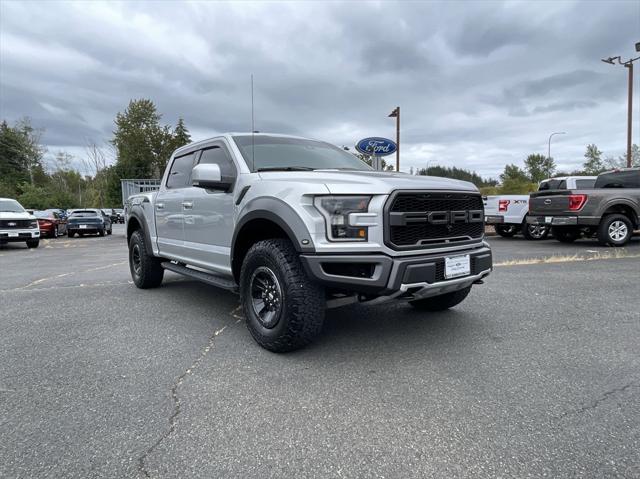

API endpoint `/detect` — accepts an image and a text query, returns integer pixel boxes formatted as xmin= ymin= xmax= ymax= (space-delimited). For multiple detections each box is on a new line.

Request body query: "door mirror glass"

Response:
xmin=192 ymin=163 xmax=232 ymax=190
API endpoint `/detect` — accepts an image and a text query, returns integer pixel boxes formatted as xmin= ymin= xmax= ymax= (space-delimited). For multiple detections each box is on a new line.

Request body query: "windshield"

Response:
xmin=0 ymin=199 xmax=26 ymax=213
xmin=70 ymin=210 xmax=99 ymax=218
xmin=33 ymin=211 xmax=53 ymax=219
xmin=233 ymin=135 xmax=372 ymax=172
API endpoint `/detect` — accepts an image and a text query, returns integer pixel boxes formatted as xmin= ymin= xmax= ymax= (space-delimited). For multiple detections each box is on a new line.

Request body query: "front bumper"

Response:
xmin=0 ymin=229 xmax=40 ymax=242
xmin=300 ymin=244 xmax=492 ymax=298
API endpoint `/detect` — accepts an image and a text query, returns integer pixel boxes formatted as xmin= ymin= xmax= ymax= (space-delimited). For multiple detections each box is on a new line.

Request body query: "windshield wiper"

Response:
xmin=256 ymin=166 xmax=316 ymax=172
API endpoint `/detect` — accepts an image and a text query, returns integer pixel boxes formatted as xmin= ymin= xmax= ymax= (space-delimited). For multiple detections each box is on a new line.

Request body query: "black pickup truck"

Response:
xmin=527 ymin=168 xmax=640 ymax=246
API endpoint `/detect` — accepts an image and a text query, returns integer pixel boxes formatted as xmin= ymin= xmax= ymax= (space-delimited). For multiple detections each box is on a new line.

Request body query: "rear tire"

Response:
xmin=597 ymin=214 xmax=632 ymax=247
xmin=128 ymin=230 xmax=164 ymax=288
xmin=409 ymin=286 xmax=472 ymax=311
xmin=53 ymin=226 xmax=59 ymax=238
xmin=552 ymin=226 xmax=580 ymax=243
xmin=107 ymin=227 xmax=112 ymax=235
xmin=26 ymin=239 xmax=39 ymax=249
xmin=240 ymin=238 xmax=325 ymax=353
xmin=68 ymin=231 xmax=75 ymax=238
xmin=522 ymin=221 xmax=549 ymax=241
xmin=495 ymin=224 xmax=519 ymax=237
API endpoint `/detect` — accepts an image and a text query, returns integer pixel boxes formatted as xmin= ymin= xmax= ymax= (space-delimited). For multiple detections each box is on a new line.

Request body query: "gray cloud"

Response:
xmin=1 ymin=0 xmax=639 ymax=180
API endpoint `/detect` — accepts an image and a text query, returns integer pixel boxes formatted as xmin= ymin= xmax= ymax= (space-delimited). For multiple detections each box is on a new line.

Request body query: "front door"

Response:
xmin=155 ymin=152 xmax=196 ymax=258
xmin=181 ymin=142 xmax=237 ymax=275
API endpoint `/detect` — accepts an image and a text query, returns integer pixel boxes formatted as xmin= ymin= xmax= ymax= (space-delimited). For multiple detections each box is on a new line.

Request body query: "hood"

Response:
xmin=257 ymin=170 xmax=478 ymax=195
xmin=0 ymin=211 xmax=35 ymax=220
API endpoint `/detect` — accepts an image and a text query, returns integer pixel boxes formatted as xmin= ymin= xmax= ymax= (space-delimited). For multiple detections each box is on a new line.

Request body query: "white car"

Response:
xmin=0 ymin=198 xmax=41 ymax=248
xmin=484 ymin=176 xmax=597 ymax=240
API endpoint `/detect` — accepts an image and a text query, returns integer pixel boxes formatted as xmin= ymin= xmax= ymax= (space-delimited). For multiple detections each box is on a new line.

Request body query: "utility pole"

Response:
xmin=601 ymin=45 xmax=640 ymax=167
xmin=388 ymin=107 xmax=400 ymax=171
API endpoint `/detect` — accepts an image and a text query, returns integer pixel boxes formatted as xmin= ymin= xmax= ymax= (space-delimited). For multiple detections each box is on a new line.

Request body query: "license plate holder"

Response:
xmin=445 ymin=254 xmax=471 ymax=279
xmin=80 ymin=224 xmax=89 ymax=229
xmin=8 ymin=232 xmax=18 ymax=237
xmin=545 ymin=216 xmax=553 ymax=224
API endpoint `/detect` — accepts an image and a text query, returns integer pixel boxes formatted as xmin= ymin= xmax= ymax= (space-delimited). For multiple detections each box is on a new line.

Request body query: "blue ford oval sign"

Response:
xmin=356 ymin=137 xmax=397 ymax=156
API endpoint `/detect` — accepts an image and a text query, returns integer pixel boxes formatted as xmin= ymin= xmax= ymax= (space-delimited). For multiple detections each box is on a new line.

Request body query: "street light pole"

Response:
xmin=601 ymin=50 xmax=640 ymax=168
xmin=547 ymin=131 xmax=565 ymax=178
xmin=388 ymin=107 xmax=400 ymax=171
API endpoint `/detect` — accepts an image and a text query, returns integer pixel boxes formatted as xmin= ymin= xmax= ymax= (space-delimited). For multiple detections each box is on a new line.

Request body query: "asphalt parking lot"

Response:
xmin=1 ymin=227 xmax=639 ymax=478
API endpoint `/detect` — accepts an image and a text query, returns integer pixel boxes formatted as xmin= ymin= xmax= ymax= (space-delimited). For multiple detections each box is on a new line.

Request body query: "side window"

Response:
xmin=166 ymin=153 xmax=195 ymax=189
xmin=595 ymin=171 xmax=640 ymax=188
xmin=557 ymin=180 xmax=566 ymax=189
xmin=198 ymin=145 xmax=237 ymax=181
xmin=575 ymin=179 xmax=595 ymax=189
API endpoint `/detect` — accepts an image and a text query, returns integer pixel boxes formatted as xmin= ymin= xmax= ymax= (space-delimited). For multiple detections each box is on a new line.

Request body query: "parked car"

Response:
xmin=484 ymin=176 xmax=597 ymax=240
xmin=528 ymin=168 xmax=640 ymax=246
xmin=102 ymin=208 xmax=118 ymax=223
xmin=31 ymin=210 xmax=67 ymax=238
xmin=67 ymin=209 xmax=112 ymax=237
xmin=114 ymin=208 xmax=125 ymax=224
xmin=0 ymin=198 xmax=40 ymax=248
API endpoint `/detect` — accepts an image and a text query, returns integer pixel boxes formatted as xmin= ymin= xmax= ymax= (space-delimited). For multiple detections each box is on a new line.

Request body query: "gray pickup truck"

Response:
xmin=528 ymin=168 xmax=640 ymax=246
xmin=125 ymin=133 xmax=492 ymax=352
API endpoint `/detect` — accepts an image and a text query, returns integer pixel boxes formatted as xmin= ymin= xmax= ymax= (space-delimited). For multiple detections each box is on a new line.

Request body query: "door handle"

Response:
xmin=156 ymin=203 xmax=165 ymax=210
xmin=182 ymin=201 xmax=194 ymax=209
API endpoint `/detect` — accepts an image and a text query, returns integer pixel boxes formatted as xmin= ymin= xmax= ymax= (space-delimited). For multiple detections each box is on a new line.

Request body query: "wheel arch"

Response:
xmin=231 ymin=203 xmax=315 ymax=282
xmin=600 ymin=202 xmax=639 ymax=227
xmin=126 ymin=208 xmax=153 ymax=253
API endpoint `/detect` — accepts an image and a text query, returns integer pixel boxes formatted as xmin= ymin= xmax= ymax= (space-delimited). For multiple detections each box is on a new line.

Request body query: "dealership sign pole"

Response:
xmin=388 ymin=107 xmax=400 ymax=171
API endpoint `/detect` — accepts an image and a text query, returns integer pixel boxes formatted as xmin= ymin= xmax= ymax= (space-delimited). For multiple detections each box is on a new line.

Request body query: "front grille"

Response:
xmin=0 ymin=219 xmax=33 ymax=229
xmin=386 ymin=191 xmax=484 ymax=249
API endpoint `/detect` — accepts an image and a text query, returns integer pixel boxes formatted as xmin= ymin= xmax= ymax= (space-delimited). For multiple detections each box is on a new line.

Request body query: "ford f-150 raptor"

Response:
xmin=126 ymin=134 xmax=492 ymax=351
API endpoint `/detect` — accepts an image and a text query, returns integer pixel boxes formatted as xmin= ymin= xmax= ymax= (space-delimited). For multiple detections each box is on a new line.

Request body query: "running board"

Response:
xmin=162 ymin=262 xmax=238 ymax=293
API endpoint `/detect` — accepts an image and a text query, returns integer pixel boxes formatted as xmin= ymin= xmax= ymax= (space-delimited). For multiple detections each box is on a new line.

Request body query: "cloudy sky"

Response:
xmin=1 ymin=0 xmax=639 ymax=179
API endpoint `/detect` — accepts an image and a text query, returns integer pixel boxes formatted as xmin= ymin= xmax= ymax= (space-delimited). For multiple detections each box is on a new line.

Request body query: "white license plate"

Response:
xmin=80 ymin=224 xmax=89 ymax=229
xmin=8 ymin=232 xmax=18 ymax=237
xmin=545 ymin=216 xmax=553 ymax=224
xmin=445 ymin=254 xmax=471 ymax=279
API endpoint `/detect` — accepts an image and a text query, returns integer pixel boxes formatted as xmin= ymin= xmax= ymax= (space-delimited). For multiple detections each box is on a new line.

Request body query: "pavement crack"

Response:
xmin=136 ymin=305 xmax=241 ymax=478
xmin=558 ymin=381 xmax=639 ymax=420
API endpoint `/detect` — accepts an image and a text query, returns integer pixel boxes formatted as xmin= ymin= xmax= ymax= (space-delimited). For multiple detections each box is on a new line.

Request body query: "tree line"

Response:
xmin=0 ymin=99 xmax=191 ymax=209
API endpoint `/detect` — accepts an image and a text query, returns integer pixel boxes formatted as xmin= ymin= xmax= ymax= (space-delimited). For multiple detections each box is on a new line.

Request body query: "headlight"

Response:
xmin=315 ymin=195 xmax=371 ymax=241
xmin=29 ymin=220 xmax=38 ymax=228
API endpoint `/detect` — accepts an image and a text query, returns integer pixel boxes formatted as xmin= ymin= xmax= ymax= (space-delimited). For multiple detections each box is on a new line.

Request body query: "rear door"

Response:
xmin=155 ymin=152 xmax=196 ymax=257
xmin=180 ymin=141 xmax=237 ymax=274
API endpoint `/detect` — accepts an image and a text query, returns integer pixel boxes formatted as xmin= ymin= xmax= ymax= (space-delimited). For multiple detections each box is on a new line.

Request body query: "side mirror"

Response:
xmin=192 ymin=163 xmax=233 ymax=191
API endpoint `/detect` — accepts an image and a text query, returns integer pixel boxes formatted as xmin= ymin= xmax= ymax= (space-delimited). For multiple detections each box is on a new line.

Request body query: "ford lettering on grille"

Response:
xmin=385 ymin=191 xmax=485 ymax=249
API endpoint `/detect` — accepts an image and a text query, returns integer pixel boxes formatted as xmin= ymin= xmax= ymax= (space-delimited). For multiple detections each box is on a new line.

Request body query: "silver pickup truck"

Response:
xmin=528 ymin=168 xmax=640 ymax=246
xmin=125 ymin=133 xmax=492 ymax=351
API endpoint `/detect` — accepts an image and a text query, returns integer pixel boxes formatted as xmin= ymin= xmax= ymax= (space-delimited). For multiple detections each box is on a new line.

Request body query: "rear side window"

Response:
xmin=595 ymin=170 xmax=640 ymax=188
xmin=575 ymin=179 xmax=596 ymax=189
xmin=198 ymin=145 xmax=237 ymax=180
xmin=166 ymin=153 xmax=195 ymax=188
xmin=538 ymin=179 xmax=565 ymax=191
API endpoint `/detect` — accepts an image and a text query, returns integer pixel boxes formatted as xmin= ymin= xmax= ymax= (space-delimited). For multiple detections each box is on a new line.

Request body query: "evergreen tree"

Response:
xmin=582 ymin=144 xmax=606 ymax=174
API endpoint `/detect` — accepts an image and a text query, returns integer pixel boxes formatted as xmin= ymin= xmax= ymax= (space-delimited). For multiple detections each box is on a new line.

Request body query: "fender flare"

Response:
xmin=232 ymin=198 xmax=316 ymax=263
xmin=127 ymin=206 xmax=154 ymax=253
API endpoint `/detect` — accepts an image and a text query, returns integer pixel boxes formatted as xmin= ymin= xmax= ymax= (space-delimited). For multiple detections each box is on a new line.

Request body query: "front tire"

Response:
xmin=409 ymin=286 xmax=471 ymax=311
xmin=107 ymin=227 xmax=112 ymax=235
xmin=495 ymin=224 xmax=519 ymax=237
xmin=240 ymin=238 xmax=324 ymax=353
xmin=597 ymin=214 xmax=632 ymax=246
xmin=552 ymin=226 xmax=580 ymax=243
xmin=26 ymin=239 xmax=39 ymax=249
xmin=98 ymin=228 xmax=105 ymax=237
xmin=128 ymin=230 xmax=164 ymax=288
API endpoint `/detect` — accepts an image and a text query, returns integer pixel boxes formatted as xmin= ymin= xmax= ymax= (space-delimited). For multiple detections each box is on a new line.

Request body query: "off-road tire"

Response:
xmin=552 ymin=226 xmax=580 ymax=243
xmin=409 ymin=286 xmax=472 ymax=311
xmin=495 ymin=224 xmax=519 ymax=237
xmin=522 ymin=221 xmax=549 ymax=241
xmin=597 ymin=214 xmax=632 ymax=247
xmin=26 ymin=239 xmax=39 ymax=249
xmin=128 ymin=229 xmax=164 ymax=288
xmin=240 ymin=238 xmax=324 ymax=353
